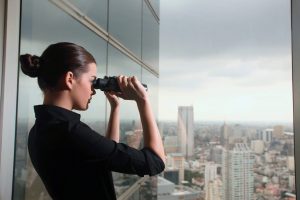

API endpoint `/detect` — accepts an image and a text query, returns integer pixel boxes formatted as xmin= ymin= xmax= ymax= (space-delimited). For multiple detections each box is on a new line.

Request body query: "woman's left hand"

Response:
xmin=105 ymin=91 xmax=120 ymax=108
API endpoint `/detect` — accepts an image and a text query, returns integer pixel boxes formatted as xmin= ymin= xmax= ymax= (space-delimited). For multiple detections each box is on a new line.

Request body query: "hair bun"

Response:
xmin=19 ymin=54 xmax=41 ymax=78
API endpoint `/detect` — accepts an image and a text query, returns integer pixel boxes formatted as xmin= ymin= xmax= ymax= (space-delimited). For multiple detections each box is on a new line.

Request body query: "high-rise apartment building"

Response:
xmin=177 ymin=106 xmax=194 ymax=159
xmin=222 ymin=143 xmax=255 ymax=200
xmin=257 ymin=129 xmax=273 ymax=143
xmin=205 ymin=163 xmax=218 ymax=190
xmin=205 ymin=163 xmax=222 ymax=200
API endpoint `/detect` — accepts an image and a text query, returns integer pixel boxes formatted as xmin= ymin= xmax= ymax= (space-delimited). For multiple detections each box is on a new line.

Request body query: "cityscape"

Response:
xmin=156 ymin=106 xmax=295 ymax=200
xmin=13 ymin=104 xmax=295 ymax=200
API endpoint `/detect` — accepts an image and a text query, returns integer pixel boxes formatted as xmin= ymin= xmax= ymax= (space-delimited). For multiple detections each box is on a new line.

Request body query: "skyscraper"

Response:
xmin=205 ymin=163 xmax=222 ymax=200
xmin=177 ymin=106 xmax=194 ymax=159
xmin=257 ymin=129 xmax=273 ymax=143
xmin=220 ymin=122 xmax=229 ymax=147
xmin=222 ymin=143 xmax=254 ymax=200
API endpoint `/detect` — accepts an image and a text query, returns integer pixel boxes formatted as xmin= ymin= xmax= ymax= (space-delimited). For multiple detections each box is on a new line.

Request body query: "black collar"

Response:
xmin=34 ymin=105 xmax=81 ymax=122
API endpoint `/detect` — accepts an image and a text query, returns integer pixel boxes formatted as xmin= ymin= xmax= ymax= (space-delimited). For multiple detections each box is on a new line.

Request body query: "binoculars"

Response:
xmin=92 ymin=76 xmax=148 ymax=92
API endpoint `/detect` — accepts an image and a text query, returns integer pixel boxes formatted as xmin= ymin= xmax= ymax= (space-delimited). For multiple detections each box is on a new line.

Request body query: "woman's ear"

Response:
xmin=65 ymin=71 xmax=75 ymax=90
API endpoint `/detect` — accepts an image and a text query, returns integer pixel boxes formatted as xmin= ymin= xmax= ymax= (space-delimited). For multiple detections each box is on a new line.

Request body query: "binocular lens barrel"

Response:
xmin=92 ymin=76 xmax=148 ymax=92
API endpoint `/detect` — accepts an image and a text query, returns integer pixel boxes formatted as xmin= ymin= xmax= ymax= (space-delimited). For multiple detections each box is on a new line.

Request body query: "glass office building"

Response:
xmin=1 ymin=0 xmax=160 ymax=199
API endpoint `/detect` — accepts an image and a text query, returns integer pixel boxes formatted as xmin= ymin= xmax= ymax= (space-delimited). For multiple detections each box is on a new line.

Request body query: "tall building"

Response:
xmin=205 ymin=178 xmax=222 ymax=200
xmin=165 ymin=153 xmax=185 ymax=185
xmin=177 ymin=106 xmax=194 ymax=159
xmin=205 ymin=163 xmax=222 ymax=200
xmin=205 ymin=163 xmax=218 ymax=190
xmin=220 ymin=122 xmax=229 ymax=147
xmin=222 ymin=143 xmax=255 ymax=200
xmin=210 ymin=146 xmax=223 ymax=164
xmin=257 ymin=129 xmax=273 ymax=143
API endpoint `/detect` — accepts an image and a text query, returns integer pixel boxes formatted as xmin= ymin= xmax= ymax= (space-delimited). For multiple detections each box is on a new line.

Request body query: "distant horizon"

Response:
xmin=159 ymin=0 xmax=292 ymax=123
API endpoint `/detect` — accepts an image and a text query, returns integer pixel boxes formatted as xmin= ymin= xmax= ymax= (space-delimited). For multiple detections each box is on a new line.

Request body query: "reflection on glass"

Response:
xmin=15 ymin=0 xmax=107 ymax=199
xmin=107 ymin=45 xmax=159 ymax=199
xmin=69 ymin=0 xmax=108 ymax=31
xmin=142 ymin=2 xmax=159 ymax=72
xmin=107 ymin=44 xmax=142 ymax=150
xmin=109 ymin=0 xmax=142 ymax=58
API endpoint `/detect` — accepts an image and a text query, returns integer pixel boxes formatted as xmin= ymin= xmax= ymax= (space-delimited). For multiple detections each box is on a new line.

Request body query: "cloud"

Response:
xmin=160 ymin=0 xmax=291 ymax=60
xmin=159 ymin=54 xmax=292 ymax=91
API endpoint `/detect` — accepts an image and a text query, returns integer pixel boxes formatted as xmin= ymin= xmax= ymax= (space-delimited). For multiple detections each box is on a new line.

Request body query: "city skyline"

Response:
xmin=160 ymin=114 xmax=295 ymax=199
xmin=158 ymin=0 xmax=293 ymax=122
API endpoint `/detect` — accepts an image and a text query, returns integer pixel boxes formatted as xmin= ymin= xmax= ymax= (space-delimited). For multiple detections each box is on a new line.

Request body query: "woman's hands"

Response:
xmin=104 ymin=75 xmax=165 ymax=162
xmin=104 ymin=91 xmax=120 ymax=109
xmin=116 ymin=75 xmax=148 ymax=103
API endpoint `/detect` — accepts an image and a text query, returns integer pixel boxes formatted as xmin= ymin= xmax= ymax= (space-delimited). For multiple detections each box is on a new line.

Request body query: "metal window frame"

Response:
xmin=0 ymin=0 xmax=20 ymax=199
xmin=292 ymin=0 xmax=300 ymax=197
xmin=0 ymin=0 xmax=5 ymax=170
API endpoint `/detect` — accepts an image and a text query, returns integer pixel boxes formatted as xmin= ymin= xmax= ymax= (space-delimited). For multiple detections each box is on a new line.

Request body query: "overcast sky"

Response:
xmin=158 ymin=0 xmax=293 ymax=122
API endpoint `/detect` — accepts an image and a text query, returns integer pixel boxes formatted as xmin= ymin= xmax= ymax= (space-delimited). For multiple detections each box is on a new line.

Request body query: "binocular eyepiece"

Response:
xmin=92 ymin=76 xmax=148 ymax=92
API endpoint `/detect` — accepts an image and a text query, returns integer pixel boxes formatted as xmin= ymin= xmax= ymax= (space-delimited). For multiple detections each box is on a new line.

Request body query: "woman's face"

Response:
xmin=71 ymin=63 xmax=97 ymax=110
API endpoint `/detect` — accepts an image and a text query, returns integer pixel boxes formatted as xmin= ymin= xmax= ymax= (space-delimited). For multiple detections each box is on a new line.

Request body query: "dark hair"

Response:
xmin=19 ymin=42 xmax=96 ymax=91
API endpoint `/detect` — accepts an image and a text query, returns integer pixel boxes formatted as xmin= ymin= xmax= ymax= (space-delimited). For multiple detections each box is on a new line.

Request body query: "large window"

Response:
xmin=109 ymin=0 xmax=142 ymax=58
xmin=15 ymin=0 xmax=160 ymax=199
xmin=159 ymin=0 xmax=294 ymax=199
xmin=13 ymin=0 xmax=294 ymax=199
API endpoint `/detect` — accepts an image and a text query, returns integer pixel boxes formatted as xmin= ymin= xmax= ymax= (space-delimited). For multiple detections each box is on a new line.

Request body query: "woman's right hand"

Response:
xmin=116 ymin=75 xmax=148 ymax=103
xmin=104 ymin=91 xmax=120 ymax=109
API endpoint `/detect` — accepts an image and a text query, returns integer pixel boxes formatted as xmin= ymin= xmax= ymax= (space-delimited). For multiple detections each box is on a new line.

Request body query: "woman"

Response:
xmin=19 ymin=42 xmax=166 ymax=200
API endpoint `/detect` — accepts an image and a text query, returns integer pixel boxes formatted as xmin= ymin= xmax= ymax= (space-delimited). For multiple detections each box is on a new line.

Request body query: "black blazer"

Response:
xmin=28 ymin=105 xmax=165 ymax=200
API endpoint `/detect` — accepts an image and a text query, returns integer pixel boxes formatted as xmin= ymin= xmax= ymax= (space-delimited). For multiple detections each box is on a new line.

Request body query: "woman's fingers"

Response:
xmin=127 ymin=76 xmax=137 ymax=90
xmin=115 ymin=75 xmax=147 ymax=101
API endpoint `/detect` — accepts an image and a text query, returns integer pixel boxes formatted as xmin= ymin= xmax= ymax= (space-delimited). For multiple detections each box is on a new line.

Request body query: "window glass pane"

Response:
xmin=69 ymin=0 xmax=108 ymax=31
xmin=15 ymin=0 xmax=107 ymax=199
xmin=109 ymin=0 xmax=142 ymax=58
xmin=107 ymin=44 xmax=141 ymax=146
xmin=142 ymin=2 xmax=159 ymax=72
xmin=159 ymin=0 xmax=294 ymax=199
xmin=107 ymin=45 xmax=143 ymax=198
